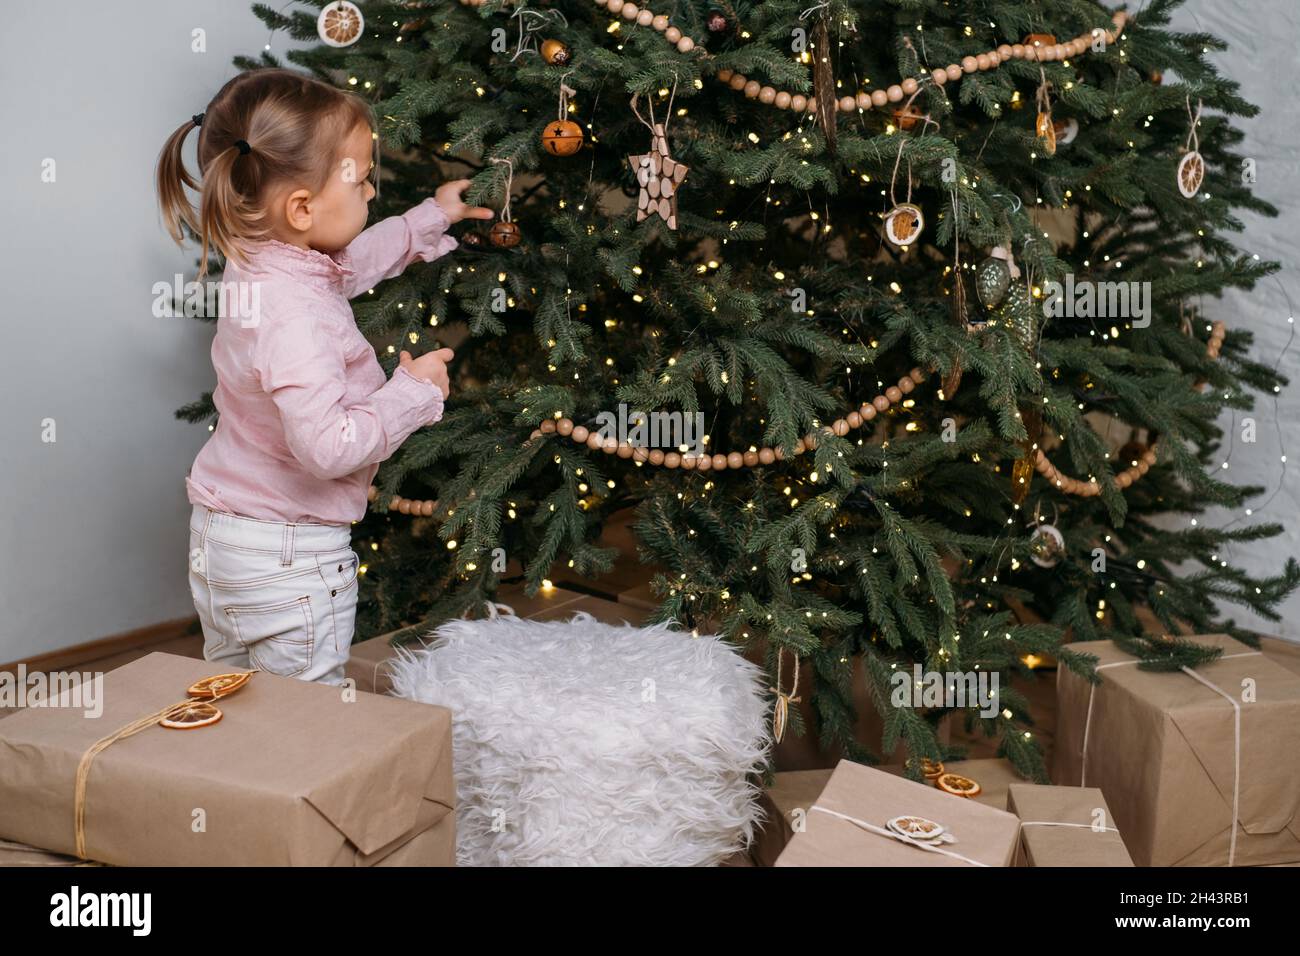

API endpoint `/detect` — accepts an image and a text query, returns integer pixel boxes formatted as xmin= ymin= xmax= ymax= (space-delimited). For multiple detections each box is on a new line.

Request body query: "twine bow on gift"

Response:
xmin=808 ymin=805 xmax=990 ymax=866
xmin=70 ymin=674 xmax=255 ymax=860
xmin=1077 ymin=649 xmax=1260 ymax=866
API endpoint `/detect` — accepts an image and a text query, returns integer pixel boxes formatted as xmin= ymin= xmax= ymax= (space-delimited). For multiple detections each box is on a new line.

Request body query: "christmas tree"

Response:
xmin=182 ymin=0 xmax=1297 ymax=778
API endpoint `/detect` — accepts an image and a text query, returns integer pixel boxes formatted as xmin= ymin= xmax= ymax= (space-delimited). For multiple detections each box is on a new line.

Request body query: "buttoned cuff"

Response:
xmin=391 ymin=364 xmax=446 ymax=426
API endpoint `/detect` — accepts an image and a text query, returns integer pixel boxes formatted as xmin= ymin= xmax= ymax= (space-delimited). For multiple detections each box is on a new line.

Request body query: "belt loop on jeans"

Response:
xmin=280 ymin=524 xmax=296 ymax=566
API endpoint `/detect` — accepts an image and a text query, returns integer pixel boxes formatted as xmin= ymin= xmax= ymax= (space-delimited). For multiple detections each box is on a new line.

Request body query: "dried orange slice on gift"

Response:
xmin=159 ymin=700 xmax=223 ymax=730
xmin=935 ymin=772 xmax=982 ymax=798
xmin=905 ymin=757 xmax=945 ymax=780
xmin=887 ymin=815 xmax=945 ymax=840
xmin=186 ymin=672 xmax=253 ymax=700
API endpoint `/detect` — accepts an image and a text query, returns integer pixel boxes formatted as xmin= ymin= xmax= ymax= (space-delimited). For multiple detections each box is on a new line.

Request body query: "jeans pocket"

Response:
xmin=316 ymin=547 xmax=359 ymax=596
xmin=315 ymin=548 xmax=360 ymax=653
xmin=223 ymin=595 xmax=315 ymax=677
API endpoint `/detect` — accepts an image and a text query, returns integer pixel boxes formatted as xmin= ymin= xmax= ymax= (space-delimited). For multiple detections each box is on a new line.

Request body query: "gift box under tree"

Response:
xmin=1054 ymin=633 xmax=1300 ymax=866
xmin=775 ymin=759 xmax=1022 ymax=867
xmin=0 ymin=653 xmax=455 ymax=866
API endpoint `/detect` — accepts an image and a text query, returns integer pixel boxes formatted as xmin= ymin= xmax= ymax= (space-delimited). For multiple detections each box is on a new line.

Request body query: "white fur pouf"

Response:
xmin=385 ymin=609 xmax=772 ymax=866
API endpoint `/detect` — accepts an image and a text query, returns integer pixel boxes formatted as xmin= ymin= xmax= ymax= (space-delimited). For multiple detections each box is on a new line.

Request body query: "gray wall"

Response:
xmin=0 ymin=1 xmax=274 ymax=660
xmin=1175 ymin=2 xmax=1300 ymax=640
xmin=0 ymin=2 xmax=1295 ymax=662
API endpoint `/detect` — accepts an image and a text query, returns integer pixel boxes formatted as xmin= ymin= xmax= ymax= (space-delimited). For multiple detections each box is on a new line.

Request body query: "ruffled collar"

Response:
xmin=241 ymin=236 xmax=356 ymax=290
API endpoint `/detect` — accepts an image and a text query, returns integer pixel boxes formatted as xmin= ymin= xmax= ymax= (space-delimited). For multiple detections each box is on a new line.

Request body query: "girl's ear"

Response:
xmin=282 ymin=188 xmax=314 ymax=235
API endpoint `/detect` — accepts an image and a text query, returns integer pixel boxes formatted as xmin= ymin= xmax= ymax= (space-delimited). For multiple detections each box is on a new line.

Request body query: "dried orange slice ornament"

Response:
xmin=1177 ymin=151 xmax=1205 ymax=198
xmin=186 ymin=672 xmax=253 ymax=700
xmin=159 ymin=700 xmax=223 ymax=730
xmin=317 ymin=1 xmax=364 ymax=48
xmin=884 ymin=203 xmax=923 ymax=247
xmin=935 ymin=772 xmax=982 ymax=798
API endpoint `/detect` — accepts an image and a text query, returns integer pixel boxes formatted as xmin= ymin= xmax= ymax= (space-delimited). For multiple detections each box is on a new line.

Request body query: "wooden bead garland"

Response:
xmin=456 ymin=0 xmax=1128 ymax=118
xmin=530 ymin=367 xmax=929 ymax=470
xmin=714 ymin=12 xmax=1126 ymax=118
xmin=368 ymin=321 xmax=1222 ymax=513
xmin=1031 ymin=321 xmax=1226 ymax=497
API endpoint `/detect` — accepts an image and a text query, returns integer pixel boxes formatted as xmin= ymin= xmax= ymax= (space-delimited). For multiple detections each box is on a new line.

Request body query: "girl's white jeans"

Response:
xmin=187 ymin=504 xmax=359 ymax=686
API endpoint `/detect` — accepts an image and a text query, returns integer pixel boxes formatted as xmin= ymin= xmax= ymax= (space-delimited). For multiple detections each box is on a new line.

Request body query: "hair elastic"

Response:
xmin=234 ymin=139 xmax=252 ymax=156
xmin=192 ymin=113 xmax=204 ymax=127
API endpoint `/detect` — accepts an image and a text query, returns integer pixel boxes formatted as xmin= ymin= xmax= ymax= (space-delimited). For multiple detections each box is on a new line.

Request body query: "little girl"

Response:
xmin=157 ymin=69 xmax=491 ymax=686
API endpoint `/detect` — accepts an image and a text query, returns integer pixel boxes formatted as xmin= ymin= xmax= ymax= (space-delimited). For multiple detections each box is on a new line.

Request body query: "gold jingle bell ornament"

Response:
xmin=487 ymin=156 xmax=522 ymax=247
xmin=542 ymin=80 xmax=583 ymax=157
xmin=892 ymin=106 xmax=925 ymax=131
xmin=541 ymin=38 xmax=570 ymax=65
xmin=543 ymin=120 xmax=583 ymax=156
xmin=490 ymin=221 xmax=521 ymax=248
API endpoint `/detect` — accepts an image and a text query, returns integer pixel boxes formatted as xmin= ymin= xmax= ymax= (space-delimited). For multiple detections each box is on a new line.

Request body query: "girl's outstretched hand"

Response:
xmin=433 ymin=180 xmax=495 ymax=225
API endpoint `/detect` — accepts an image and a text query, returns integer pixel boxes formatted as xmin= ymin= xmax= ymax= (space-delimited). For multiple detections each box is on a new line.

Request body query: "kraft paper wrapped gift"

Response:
xmin=1006 ymin=783 xmax=1134 ymax=867
xmin=1053 ymin=634 xmax=1300 ymax=867
xmin=774 ymin=760 xmax=1021 ymax=867
xmin=752 ymin=768 xmax=834 ymax=866
xmin=0 ymin=813 xmax=456 ymax=867
xmin=0 ymin=652 xmax=456 ymax=866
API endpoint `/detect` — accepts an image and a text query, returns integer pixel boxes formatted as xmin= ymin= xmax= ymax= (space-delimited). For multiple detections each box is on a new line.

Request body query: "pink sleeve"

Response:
xmin=338 ymin=197 xmax=459 ymax=298
xmin=254 ymin=312 xmax=445 ymax=481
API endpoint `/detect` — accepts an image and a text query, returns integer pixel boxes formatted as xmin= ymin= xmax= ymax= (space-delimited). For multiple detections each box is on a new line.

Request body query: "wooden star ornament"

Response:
xmin=628 ymin=122 xmax=688 ymax=230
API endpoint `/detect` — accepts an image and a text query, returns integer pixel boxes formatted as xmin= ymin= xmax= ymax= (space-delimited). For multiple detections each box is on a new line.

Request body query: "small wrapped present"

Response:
xmin=774 ymin=760 xmax=1021 ymax=867
xmin=1054 ymin=634 xmax=1300 ymax=866
xmin=0 ymin=652 xmax=455 ymax=866
xmin=1006 ymin=783 xmax=1133 ymax=866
